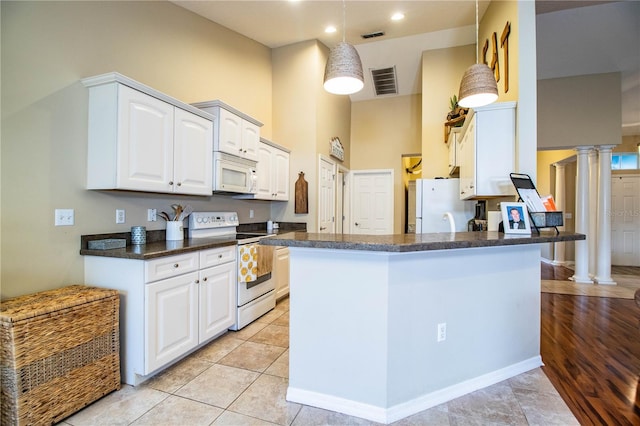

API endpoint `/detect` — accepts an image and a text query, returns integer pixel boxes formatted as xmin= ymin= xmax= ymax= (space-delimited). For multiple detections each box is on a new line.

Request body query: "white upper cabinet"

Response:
xmin=236 ymin=138 xmax=290 ymax=201
xmin=173 ymin=108 xmax=213 ymax=195
xmin=191 ymin=100 xmax=262 ymax=162
xmin=458 ymin=102 xmax=517 ymax=200
xmin=82 ymin=73 xmax=213 ymax=196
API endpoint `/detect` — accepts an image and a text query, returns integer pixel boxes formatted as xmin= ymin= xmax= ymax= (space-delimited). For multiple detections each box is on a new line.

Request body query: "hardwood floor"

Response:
xmin=540 ymin=264 xmax=640 ymax=425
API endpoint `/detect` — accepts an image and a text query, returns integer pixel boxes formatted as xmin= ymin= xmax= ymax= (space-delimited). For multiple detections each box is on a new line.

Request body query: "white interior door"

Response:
xmin=611 ymin=175 xmax=640 ymax=266
xmin=318 ymin=156 xmax=335 ymax=233
xmin=350 ymin=169 xmax=394 ymax=235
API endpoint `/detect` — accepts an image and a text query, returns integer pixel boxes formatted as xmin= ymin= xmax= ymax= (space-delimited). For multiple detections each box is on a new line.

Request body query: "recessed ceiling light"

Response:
xmin=391 ymin=12 xmax=405 ymax=21
xmin=325 ymin=25 xmax=337 ymax=34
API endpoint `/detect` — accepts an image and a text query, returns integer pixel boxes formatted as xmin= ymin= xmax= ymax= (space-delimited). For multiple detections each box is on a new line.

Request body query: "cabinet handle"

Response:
xmin=319 ymin=226 xmax=326 ymax=231
xmin=169 ymin=181 xmax=174 ymax=186
xmin=203 ymin=277 xmax=208 ymax=282
xmin=176 ymin=182 xmax=182 ymax=187
xmin=354 ymin=222 xmax=359 ymax=226
xmin=195 ymin=279 xmax=199 ymax=284
xmin=470 ymin=184 xmax=474 ymax=189
xmin=218 ymin=254 xmax=223 ymax=259
xmin=173 ymin=263 xmax=179 ymax=268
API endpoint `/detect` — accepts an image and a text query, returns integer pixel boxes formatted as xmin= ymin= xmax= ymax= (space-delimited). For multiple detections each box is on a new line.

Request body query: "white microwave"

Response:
xmin=213 ymin=151 xmax=257 ymax=194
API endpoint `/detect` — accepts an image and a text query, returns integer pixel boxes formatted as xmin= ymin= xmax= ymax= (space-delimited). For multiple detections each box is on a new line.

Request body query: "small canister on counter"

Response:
xmin=131 ymin=226 xmax=146 ymax=245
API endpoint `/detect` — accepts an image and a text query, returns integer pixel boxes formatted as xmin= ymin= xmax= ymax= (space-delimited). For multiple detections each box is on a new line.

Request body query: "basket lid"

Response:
xmin=0 ymin=285 xmax=118 ymax=323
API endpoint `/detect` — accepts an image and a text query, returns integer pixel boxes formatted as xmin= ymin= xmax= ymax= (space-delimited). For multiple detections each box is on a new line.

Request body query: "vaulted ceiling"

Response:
xmin=172 ymin=1 xmax=640 ymax=135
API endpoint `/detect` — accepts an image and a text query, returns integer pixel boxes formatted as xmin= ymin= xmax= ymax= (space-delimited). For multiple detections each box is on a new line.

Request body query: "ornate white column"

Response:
xmin=588 ymin=149 xmax=599 ymax=276
xmin=572 ymin=146 xmax=593 ymax=284
xmin=552 ymin=162 xmax=566 ymax=265
xmin=594 ymin=145 xmax=617 ymax=285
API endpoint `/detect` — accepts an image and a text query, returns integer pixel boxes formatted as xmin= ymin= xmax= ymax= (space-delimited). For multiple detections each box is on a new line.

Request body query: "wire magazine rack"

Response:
xmin=509 ymin=173 xmax=563 ymax=234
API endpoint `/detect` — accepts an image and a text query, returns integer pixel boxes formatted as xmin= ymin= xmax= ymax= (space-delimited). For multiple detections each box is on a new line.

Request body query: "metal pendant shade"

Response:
xmin=458 ymin=63 xmax=498 ymax=108
xmin=457 ymin=0 xmax=498 ymax=108
xmin=323 ymin=42 xmax=364 ymax=95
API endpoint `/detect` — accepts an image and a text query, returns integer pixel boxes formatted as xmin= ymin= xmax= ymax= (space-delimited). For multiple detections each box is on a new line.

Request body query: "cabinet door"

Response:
xmin=117 ymin=85 xmax=174 ymax=192
xmin=199 ymin=262 xmax=236 ymax=341
xmin=218 ymin=108 xmax=243 ymax=156
xmin=145 ymin=272 xmax=199 ymax=374
xmin=448 ymin=132 xmax=457 ymax=175
xmin=241 ymin=120 xmax=260 ymax=162
xmin=174 ymin=109 xmax=213 ymax=195
xmin=274 ymin=247 xmax=290 ymax=300
xmin=458 ymin=117 xmax=476 ymax=199
xmin=255 ymin=143 xmax=274 ymax=199
xmin=272 ymin=149 xmax=290 ymax=200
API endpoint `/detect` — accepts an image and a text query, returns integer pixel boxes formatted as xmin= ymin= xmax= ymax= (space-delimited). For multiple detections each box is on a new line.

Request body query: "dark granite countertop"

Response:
xmin=80 ymin=222 xmax=306 ymax=260
xmin=80 ymin=235 xmax=238 ymax=260
xmin=259 ymin=231 xmax=585 ymax=253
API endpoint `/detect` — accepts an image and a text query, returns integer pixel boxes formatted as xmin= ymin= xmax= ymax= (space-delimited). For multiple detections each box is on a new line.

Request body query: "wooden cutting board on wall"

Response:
xmin=295 ymin=172 xmax=308 ymax=214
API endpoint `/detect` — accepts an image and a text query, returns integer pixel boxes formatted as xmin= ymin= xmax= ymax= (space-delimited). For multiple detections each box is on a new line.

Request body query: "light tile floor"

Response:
xmin=542 ymin=271 xmax=640 ymax=299
xmin=61 ymin=297 xmax=578 ymax=425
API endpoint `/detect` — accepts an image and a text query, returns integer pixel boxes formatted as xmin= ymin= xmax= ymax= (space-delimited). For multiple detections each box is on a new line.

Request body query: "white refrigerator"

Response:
xmin=415 ymin=178 xmax=475 ymax=233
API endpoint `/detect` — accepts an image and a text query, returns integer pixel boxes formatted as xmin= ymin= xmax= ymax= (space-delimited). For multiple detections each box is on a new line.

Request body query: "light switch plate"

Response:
xmin=55 ymin=209 xmax=74 ymax=226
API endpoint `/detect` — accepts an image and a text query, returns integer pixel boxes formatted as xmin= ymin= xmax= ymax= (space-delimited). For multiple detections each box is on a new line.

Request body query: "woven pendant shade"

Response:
xmin=323 ymin=42 xmax=364 ymax=95
xmin=458 ymin=63 xmax=498 ymax=108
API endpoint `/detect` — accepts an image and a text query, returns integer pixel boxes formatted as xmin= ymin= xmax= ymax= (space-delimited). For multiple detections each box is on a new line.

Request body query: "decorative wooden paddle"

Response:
xmin=295 ymin=171 xmax=308 ymax=214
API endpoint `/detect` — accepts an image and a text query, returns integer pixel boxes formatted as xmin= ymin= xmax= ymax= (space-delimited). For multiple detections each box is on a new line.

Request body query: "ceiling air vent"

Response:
xmin=361 ymin=30 xmax=385 ymax=39
xmin=371 ymin=66 xmax=398 ymax=96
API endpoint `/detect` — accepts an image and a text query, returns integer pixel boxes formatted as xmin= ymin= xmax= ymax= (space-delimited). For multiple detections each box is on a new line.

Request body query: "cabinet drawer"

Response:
xmin=200 ymin=245 xmax=236 ymax=268
xmin=145 ymin=252 xmax=199 ymax=283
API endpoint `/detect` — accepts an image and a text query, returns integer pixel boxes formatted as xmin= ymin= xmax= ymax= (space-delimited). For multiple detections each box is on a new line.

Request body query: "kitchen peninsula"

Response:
xmin=261 ymin=231 xmax=585 ymax=424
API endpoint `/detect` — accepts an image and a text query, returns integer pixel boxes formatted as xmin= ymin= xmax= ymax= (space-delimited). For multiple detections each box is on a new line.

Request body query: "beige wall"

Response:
xmin=1 ymin=1 xmax=274 ymax=298
xmin=351 ymin=95 xmax=422 ymax=234
xmin=538 ymin=73 xmax=622 ymax=150
xmin=421 ymin=45 xmax=475 ymax=179
xmin=617 ymin=135 xmax=640 ymax=153
xmin=481 ymin=0 xmax=519 ymax=104
xmin=270 ymin=40 xmax=351 ymax=231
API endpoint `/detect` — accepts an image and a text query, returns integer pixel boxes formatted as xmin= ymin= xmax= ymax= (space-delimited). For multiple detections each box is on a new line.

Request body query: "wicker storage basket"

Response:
xmin=0 ymin=285 xmax=121 ymax=425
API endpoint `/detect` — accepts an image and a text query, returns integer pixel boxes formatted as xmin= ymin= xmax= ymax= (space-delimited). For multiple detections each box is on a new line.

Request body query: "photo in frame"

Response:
xmin=500 ymin=202 xmax=531 ymax=234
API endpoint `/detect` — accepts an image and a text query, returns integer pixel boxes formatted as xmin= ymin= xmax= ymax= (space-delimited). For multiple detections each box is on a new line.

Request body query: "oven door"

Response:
xmin=237 ymin=241 xmax=275 ymax=306
xmin=213 ymin=152 xmax=257 ymax=194
xmin=238 ymin=272 xmax=273 ymax=306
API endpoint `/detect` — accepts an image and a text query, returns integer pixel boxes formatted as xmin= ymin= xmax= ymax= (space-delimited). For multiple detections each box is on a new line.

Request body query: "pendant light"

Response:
xmin=458 ymin=0 xmax=498 ymax=108
xmin=323 ymin=0 xmax=364 ymax=95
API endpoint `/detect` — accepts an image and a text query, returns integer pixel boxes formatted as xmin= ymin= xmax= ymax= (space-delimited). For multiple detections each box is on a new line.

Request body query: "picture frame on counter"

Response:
xmin=501 ymin=202 xmax=531 ymax=234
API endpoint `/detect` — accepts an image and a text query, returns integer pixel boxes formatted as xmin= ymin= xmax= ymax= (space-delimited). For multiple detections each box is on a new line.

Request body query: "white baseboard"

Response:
xmin=287 ymin=356 xmax=543 ymax=424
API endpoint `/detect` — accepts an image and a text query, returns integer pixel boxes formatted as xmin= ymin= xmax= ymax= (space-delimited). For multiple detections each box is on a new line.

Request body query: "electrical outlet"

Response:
xmin=116 ymin=209 xmax=126 ymax=224
xmin=55 ymin=209 xmax=74 ymax=226
xmin=249 ymin=209 xmax=254 ymax=219
xmin=147 ymin=208 xmax=157 ymax=222
xmin=437 ymin=323 xmax=446 ymax=342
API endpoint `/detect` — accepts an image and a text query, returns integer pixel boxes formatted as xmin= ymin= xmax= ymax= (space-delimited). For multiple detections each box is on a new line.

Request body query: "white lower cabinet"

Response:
xmin=198 ymin=261 xmax=236 ymax=342
xmin=84 ymin=245 xmax=236 ymax=385
xmin=145 ymin=271 xmax=199 ymax=373
xmin=274 ymin=246 xmax=290 ymax=300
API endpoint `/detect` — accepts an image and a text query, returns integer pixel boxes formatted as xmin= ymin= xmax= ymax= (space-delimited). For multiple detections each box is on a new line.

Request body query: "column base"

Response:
xmin=570 ymin=275 xmax=594 ymax=284
xmin=593 ymin=276 xmax=617 ymax=285
xmin=550 ymin=260 xmax=567 ymax=266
